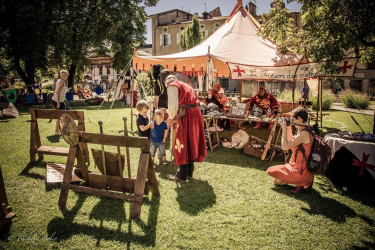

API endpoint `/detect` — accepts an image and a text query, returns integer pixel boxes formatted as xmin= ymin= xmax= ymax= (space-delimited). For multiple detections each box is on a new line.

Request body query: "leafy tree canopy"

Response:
xmin=180 ymin=15 xmax=204 ymax=51
xmin=258 ymin=0 xmax=375 ymax=73
xmin=0 ymin=0 xmax=158 ymax=88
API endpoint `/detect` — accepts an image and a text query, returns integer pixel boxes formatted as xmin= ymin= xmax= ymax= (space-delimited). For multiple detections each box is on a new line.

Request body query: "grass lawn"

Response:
xmin=0 ymin=101 xmax=374 ymax=249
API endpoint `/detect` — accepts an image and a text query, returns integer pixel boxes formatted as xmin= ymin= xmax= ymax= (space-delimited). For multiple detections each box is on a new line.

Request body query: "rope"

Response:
xmin=85 ymin=57 xmax=133 ymax=124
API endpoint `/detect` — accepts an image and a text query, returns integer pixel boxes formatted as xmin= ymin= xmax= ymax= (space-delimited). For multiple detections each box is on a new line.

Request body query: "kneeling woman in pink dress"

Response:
xmin=267 ymin=107 xmax=314 ymax=193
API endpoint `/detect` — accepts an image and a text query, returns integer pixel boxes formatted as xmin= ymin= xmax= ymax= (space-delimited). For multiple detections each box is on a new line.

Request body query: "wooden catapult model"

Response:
xmin=57 ymin=114 xmax=159 ymax=219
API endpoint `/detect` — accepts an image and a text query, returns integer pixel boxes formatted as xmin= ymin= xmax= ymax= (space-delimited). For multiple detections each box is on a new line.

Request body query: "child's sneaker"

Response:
xmin=163 ymin=161 xmax=167 ymax=165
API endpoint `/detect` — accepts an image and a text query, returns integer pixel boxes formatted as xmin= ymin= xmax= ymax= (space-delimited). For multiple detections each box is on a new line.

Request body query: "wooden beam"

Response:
xmin=32 ymin=109 xmax=84 ymax=121
xmin=58 ymin=146 xmax=77 ymax=206
xmin=316 ymin=77 xmax=320 ymax=126
xmin=67 ymin=184 xmax=141 ymax=202
xmin=130 ymin=64 xmax=136 ymax=131
xmin=320 ymin=78 xmax=323 ymax=126
xmin=78 ymin=132 xmax=150 ymax=153
xmin=131 ymin=153 xmax=149 ymax=218
xmin=239 ymin=79 xmax=243 ymax=101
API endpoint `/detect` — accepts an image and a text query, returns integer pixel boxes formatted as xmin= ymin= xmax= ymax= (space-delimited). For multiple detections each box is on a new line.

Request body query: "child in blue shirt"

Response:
xmin=151 ymin=109 xmax=169 ymax=165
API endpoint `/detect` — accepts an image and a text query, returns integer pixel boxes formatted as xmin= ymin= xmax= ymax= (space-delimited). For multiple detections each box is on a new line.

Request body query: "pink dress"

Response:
xmin=267 ymin=138 xmax=314 ymax=187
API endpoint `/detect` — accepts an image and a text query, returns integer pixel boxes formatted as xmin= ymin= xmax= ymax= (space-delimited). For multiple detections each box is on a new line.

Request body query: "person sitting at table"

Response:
xmin=206 ymin=83 xmax=231 ymax=130
xmin=248 ymin=84 xmax=278 ymax=130
xmin=266 ymin=107 xmax=314 ymax=193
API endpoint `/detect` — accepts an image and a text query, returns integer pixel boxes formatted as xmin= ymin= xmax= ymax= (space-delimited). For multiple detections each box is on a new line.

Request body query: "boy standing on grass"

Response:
xmin=150 ymin=109 xmax=169 ymax=165
xmin=136 ymin=100 xmax=153 ymax=140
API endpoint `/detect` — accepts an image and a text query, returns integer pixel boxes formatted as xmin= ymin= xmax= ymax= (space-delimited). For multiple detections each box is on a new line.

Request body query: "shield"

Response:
xmin=95 ymin=86 xmax=102 ymax=95
xmin=26 ymin=93 xmax=34 ymax=103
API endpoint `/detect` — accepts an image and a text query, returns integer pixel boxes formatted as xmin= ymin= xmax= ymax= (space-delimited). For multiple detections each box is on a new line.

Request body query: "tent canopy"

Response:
xmin=133 ymin=1 xmax=356 ymax=80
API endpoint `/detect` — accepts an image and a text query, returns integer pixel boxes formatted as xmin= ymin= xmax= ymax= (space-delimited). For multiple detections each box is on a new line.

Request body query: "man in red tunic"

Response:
xmin=165 ymin=75 xmax=207 ymax=183
xmin=249 ymin=85 xmax=278 ymax=129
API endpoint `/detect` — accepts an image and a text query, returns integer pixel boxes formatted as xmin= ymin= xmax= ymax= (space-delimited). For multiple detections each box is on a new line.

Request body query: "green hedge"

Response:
xmin=310 ymin=91 xmax=334 ymax=111
xmin=278 ymin=89 xmax=334 ymax=111
xmin=341 ymin=90 xmax=370 ymax=109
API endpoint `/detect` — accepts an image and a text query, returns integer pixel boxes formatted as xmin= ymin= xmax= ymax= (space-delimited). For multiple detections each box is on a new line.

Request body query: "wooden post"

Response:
xmin=239 ymin=79 xmax=243 ymax=101
xmin=123 ymin=117 xmax=132 ymax=190
xmin=303 ymin=79 xmax=307 ymax=109
xmin=373 ymin=108 xmax=375 ymax=134
xmin=130 ymin=153 xmax=149 ymax=218
xmin=316 ymin=78 xmax=320 ymax=126
xmin=58 ymin=146 xmax=77 ymax=206
xmin=292 ymin=79 xmax=295 ymax=110
xmin=130 ymin=50 xmax=136 ymax=130
xmin=320 ymin=78 xmax=323 ymax=126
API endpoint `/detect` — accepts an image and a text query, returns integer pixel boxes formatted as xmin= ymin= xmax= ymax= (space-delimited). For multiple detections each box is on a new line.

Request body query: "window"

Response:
xmin=202 ymin=30 xmax=208 ymax=38
xmin=160 ymin=33 xmax=171 ymax=46
xmin=214 ymin=23 xmax=220 ymax=28
xmin=107 ymin=67 xmax=110 ymax=75
xmin=219 ymin=78 xmax=229 ymax=90
xmin=99 ymin=68 xmax=102 ymax=75
xmin=163 ymin=27 xmax=168 ymax=32
xmin=180 ymin=26 xmax=185 ymax=31
xmin=200 ymin=24 xmax=205 ymax=29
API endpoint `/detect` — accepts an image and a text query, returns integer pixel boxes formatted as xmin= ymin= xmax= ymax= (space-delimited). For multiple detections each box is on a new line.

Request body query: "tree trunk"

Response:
xmin=68 ymin=64 xmax=77 ymax=90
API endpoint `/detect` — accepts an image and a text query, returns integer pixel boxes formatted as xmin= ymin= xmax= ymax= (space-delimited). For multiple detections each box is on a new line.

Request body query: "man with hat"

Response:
xmin=165 ymin=75 xmax=207 ymax=183
xmin=248 ymin=83 xmax=278 ymax=129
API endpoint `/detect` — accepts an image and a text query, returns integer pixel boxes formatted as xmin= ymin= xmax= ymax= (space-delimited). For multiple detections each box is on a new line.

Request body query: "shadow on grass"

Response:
xmin=47 ymin=193 xmax=160 ymax=248
xmin=46 ymin=135 xmax=61 ymax=143
xmin=272 ymin=187 xmax=358 ymax=223
xmin=19 ymin=159 xmax=45 ymax=181
xmin=154 ymin=163 xmax=216 ymax=216
xmin=174 ymin=179 xmax=216 ymax=216
xmin=0 ymin=120 xmax=10 ymax=123
xmin=352 ymin=230 xmax=375 ymax=249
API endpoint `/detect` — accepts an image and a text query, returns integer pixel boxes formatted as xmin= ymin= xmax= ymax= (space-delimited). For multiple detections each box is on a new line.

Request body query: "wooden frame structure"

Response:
xmin=0 ymin=166 xmax=15 ymax=232
xmin=58 ymin=131 xmax=160 ymax=219
xmin=29 ymin=109 xmax=89 ymax=163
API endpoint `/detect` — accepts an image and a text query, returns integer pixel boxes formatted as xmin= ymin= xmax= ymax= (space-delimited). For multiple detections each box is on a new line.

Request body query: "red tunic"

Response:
xmin=168 ymin=81 xmax=207 ymax=165
xmin=267 ymin=139 xmax=314 ymax=186
xmin=249 ymin=93 xmax=278 ymax=110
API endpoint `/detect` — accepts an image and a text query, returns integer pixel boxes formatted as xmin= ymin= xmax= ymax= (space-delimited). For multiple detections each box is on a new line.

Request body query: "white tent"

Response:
xmin=133 ymin=1 xmax=356 ymax=80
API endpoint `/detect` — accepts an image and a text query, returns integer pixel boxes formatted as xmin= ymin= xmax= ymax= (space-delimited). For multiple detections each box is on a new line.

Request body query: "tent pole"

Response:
xmin=303 ymin=79 xmax=307 ymax=109
xmin=292 ymin=79 xmax=295 ymax=110
xmin=239 ymin=80 xmax=243 ymax=101
xmin=130 ymin=49 xmax=136 ymax=130
xmin=321 ymin=78 xmax=324 ymax=124
xmin=316 ymin=77 xmax=320 ymax=126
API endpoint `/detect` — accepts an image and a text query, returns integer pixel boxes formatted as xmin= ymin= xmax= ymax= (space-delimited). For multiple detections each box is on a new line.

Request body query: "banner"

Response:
xmin=228 ymin=58 xmax=357 ymax=80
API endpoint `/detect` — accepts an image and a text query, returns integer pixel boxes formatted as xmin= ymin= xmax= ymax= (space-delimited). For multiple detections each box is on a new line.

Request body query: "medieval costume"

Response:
xmin=248 ymin=86 xmax=278 ymax=129
xmin=166 ymin=77 xmax=207 ymax=183
xmin=206 ymin=83 xmax=230 ymax=129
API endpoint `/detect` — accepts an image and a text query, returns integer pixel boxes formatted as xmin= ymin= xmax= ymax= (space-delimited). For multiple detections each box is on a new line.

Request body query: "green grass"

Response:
xmin=0 ymin=101 xmax=374 ymax=249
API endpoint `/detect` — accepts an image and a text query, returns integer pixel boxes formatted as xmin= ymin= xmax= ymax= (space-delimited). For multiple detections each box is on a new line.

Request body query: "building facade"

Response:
xmin=149 ymin=8 xmax=227 ymax=56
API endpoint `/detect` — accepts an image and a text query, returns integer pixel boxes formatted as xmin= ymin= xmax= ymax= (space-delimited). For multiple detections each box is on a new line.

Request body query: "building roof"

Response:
xmin=149 ymin=9 xmax=190 ymax=18
xmin=179 ymin=16 xmax=228 ymax=24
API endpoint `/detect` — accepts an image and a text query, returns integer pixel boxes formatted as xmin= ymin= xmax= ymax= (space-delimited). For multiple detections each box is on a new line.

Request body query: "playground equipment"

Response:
xmin=57 ymin=115 xmax=160 ymax=219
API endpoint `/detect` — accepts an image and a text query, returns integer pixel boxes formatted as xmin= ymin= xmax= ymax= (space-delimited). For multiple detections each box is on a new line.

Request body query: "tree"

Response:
xmin=51 ymin=0 xmax=158 ymax=89
xmin=179 ymin=15 xmax=204 ymax=51
xmin=0 ymin=0 xmax=59 ymax=88
xmin=258 ymin=0 xmax=375 ymax=73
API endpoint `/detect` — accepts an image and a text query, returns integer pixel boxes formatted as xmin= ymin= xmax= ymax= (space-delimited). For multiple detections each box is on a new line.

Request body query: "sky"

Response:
xmin=143 ymin=0 xmax=302 ymax=44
